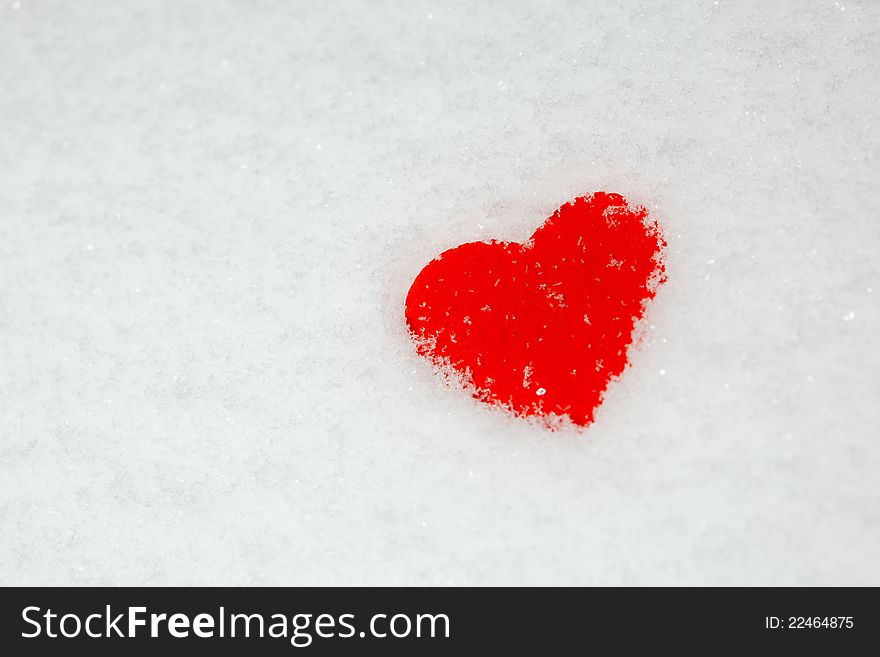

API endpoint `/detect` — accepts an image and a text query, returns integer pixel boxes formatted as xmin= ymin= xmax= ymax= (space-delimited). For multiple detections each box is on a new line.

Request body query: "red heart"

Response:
xmin=405 ymin=192 xmax=666 ymax=427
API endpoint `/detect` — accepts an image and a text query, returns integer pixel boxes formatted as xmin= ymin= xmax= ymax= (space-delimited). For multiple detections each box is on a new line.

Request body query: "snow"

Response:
xmin=1 ymin=0 xmax=878 ymax=585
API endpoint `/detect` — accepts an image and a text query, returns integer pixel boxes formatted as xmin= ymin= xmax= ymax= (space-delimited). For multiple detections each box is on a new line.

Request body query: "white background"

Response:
xmin=2 ymin=0 xmax=878 ymax=585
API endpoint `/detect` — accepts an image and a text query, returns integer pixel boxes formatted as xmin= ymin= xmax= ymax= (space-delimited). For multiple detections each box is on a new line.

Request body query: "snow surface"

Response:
xmin=1 ymin=0 xmax=878 ymax=585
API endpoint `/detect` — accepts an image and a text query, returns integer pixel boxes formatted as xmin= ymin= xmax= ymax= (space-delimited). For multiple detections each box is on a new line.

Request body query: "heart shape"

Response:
xmin=405 ymin=192 xmax=666 ymax=427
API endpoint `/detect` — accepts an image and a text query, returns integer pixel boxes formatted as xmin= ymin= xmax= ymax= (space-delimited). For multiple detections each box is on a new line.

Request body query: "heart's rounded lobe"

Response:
xmin=405 ymin=192 xmax=666 ymax=427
